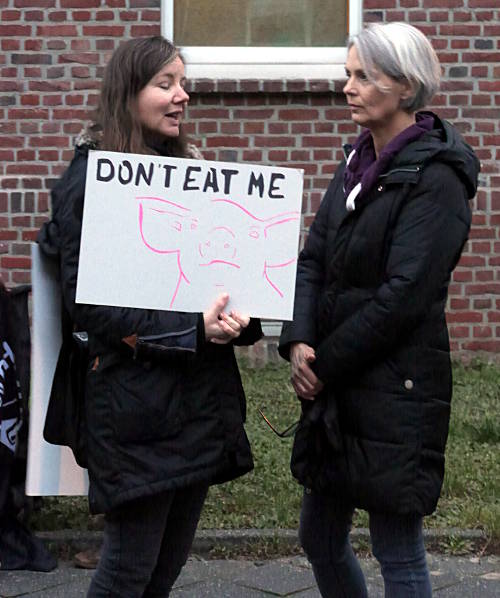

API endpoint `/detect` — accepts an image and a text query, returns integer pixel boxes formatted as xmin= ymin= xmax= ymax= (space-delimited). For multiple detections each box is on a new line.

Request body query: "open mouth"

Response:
xmin=165 ymin=111 xmax=182 ymax=122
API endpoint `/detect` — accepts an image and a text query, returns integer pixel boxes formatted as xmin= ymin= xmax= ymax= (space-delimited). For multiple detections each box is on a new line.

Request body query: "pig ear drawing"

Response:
xmin=136 ymin=196 xmax=192 ymax=307
xmin=137 ymin=196 xmax=191 ymax=254
xmin=261 ymin=213 xmax=300 ymax=297
xmin=262 ymin=213 xmax=301 ymax=264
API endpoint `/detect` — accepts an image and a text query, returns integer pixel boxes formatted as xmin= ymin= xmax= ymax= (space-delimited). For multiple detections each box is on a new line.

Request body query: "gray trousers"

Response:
xmin=87 ymin=484 xmax=208 ymax=598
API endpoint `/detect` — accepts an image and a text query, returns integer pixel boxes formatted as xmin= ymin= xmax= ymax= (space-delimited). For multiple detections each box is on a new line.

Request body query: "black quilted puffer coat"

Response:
xmin=279 ymin=113 xmax=479 ymax=515
xmin=39 ymin=143 xmax=262 ymax=515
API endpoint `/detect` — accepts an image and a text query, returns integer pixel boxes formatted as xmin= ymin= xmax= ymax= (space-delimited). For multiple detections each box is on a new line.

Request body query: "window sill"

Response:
xmin=186 ymin=78 xmax=346 ymax=94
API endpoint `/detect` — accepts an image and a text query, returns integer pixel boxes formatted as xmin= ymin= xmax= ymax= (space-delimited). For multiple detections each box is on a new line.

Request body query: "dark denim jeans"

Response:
xmin=300 ymin=490 xmax=432 ymax=598
xmin=87 ymin=484 xmax=208 ymax=598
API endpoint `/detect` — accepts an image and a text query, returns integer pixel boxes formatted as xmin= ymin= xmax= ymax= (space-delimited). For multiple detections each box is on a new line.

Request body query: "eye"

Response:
xmin=159 ymin=83 xmax=171 ymax=90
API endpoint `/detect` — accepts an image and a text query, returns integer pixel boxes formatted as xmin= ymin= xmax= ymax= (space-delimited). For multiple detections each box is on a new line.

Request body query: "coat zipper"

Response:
xmin=379 ymin=166 xmax=421 ymax=179
xmin=139 ymin=326 xmax=197 ymax=341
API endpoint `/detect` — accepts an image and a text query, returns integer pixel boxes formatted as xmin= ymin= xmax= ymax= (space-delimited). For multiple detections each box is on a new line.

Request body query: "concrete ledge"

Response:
xmin=36 ymin=527 xmax=490 ymax=559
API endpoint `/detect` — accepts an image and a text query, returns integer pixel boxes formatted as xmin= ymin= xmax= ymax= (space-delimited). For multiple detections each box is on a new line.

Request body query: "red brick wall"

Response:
xmin=0 ymin=0 xmax=498 ymax=361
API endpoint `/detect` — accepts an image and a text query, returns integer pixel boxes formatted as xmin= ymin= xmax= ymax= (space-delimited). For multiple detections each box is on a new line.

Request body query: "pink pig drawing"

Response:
xmin=137 ymin=196 xmax=300 ymax=309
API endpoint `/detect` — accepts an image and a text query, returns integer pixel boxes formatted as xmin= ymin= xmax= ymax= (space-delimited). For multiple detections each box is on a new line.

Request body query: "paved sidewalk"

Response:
xmin=1 ymin=553 xmax=499 ymax=597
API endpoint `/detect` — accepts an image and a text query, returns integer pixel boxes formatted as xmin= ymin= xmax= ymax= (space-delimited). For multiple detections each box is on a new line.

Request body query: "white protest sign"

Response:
xmin=76 ymin=151 xmax=303 ymax=320
xmin=26 ymin=244 xmax=88 ymax=496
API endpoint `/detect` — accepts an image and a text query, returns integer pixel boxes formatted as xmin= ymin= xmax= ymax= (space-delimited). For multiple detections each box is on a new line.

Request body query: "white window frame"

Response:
xmin=161 ymin=0 xmax=362 ymax=80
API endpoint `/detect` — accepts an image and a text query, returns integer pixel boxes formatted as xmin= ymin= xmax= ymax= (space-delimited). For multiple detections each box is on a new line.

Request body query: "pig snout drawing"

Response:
xmin=136 ymin=196 xmax=300 ymax=308
xmin=198 ymin=226 xmax=239 ymax=269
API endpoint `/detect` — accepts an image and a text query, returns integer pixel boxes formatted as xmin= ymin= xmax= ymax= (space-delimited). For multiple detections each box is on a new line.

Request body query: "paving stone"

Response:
xmin=17 ymin=578 xmax=90 ymax=598
xmin=171 ymin=579 xmax=264 ymax=596
xmin=291 ymin=588 xmax=322 ymax=597
xmin=428 ymin=554 xmax=500 ymax=592
xmin=434 ymin=576 xmax=500 ymax=596
xmin=174 ymin=557 xmax=258 ymax=585
xmin=229 ymin=560 xmax=316 ymax=595
xmin=0 ymin=554 xmax=497 ymax=597
xmin=0 ymin=564 xmax=93 ymax=597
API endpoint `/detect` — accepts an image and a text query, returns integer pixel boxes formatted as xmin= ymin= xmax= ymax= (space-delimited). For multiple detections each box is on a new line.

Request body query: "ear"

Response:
xmin=399 ymin=79 xmax=414 ymax=102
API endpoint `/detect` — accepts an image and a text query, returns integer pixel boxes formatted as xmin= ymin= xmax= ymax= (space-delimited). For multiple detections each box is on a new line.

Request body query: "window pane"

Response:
xmin=174 ymin=0 xmax=347 ymax=47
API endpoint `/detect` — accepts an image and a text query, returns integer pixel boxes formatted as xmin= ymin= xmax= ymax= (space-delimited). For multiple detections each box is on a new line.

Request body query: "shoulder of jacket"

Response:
xmin=51 ymin=146 xmax=89 ymax=211
xmin=405 ymin=160 xmax=471 ymax=226
xmin=418 ymin=159 xmax=462 ymax=186
xmin=64 ymin=146 xmax=89 ymax=182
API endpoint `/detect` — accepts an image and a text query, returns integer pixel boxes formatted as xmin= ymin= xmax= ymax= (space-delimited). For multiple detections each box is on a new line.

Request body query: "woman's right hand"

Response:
xmin=290 ymin=342 xmax=324 ymax=400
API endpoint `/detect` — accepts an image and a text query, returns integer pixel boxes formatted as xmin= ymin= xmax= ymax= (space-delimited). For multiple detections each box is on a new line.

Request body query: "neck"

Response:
xmin=371 ymin=111 xmax=416 ymax=158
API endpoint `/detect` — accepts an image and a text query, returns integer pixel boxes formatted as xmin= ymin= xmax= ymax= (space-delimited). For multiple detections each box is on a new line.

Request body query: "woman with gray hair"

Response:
xmin=279 ymin=22 xmax=479 ymax=597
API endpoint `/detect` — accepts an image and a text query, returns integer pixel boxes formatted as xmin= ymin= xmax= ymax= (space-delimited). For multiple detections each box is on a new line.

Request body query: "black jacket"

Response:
xmin=39 ymin=144 xmax=262 ymax=514
xmin=279 ymin=113 xmax=479 ymax=515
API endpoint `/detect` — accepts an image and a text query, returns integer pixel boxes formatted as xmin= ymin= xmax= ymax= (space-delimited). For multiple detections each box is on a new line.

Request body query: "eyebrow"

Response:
xmin=345 ymin=67 xmax=365 ymax=76
xmin=157 ymin=73 xmax=187 ymax=83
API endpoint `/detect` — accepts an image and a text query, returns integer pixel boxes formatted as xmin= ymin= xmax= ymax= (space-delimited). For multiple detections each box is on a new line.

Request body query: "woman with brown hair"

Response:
xmin=39 ymin=36 xmax=262 ymax=597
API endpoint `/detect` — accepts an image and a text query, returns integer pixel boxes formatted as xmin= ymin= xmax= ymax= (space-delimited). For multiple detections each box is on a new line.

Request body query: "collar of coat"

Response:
xmin=343 ymin=112 xmax=435 ymax=211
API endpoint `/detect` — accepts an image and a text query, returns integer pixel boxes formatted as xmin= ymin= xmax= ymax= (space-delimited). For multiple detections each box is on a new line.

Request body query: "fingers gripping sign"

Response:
xmin=203 ymin=293 xmax=250 ymax=344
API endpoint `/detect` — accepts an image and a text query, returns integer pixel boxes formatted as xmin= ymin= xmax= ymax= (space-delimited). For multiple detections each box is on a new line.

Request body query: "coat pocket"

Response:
xmin=99 ymin=359 xmax=185 ymax=444
xmin=290 ymin=399 xmax=347 ymax=494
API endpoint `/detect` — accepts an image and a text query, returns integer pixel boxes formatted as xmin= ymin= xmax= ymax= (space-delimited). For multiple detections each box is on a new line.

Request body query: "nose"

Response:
xmin=205 ymin=240 xmax=234 ymax=260
xmin=175 ymin=86 xmax=189 ymax=104
xmin=343 ymin=76 xmax=353 ymax=96
xmin=201 ymin=228 xmax=237 ymax=262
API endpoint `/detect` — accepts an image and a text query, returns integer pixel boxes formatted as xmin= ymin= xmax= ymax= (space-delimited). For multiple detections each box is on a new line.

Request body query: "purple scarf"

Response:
xmin=343 ymin=113 xmax=435 ymax=211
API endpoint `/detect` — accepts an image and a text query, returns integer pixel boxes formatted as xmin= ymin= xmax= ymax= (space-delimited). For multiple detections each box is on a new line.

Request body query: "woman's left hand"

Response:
xmin=211 ymin=308 xmax=250 ymax=345
xmin=290 ymin=342 xmax=324 ymax=400
xmin=204 ymin=294 xmax=244 ymax=344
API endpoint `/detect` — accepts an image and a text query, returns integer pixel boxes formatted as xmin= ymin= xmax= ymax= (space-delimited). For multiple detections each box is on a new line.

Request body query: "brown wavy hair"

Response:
xmin=94 ymin=36 xmax=188 ymax=156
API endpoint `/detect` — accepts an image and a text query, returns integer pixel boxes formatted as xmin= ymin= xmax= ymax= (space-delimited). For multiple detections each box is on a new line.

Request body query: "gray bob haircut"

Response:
xmin=348 ymin=22 xmax=441 ymax=112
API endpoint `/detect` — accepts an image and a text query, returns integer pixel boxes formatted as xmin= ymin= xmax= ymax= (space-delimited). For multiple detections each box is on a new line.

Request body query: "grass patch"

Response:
xmin=30 ymin=360 xmax=499 ymax=549
xmin=201 ymin=361 xmax=302 ymax=530
xmin=426 ymin=360 xmax=500 ymax=546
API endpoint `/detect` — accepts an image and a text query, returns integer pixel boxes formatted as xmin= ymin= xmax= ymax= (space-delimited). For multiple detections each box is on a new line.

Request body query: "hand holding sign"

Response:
xmin=203 ymin=293 xmax=250 ymax=344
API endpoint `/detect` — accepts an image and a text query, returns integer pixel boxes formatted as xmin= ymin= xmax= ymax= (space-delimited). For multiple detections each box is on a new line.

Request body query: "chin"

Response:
xmin=163 ymin=128 xmax=180 ymax=138
xmin=352 ymin=116 xmax=373 ymax=129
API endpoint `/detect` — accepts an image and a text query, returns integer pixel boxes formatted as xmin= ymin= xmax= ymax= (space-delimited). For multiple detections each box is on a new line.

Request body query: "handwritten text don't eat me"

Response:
xmin=96 ymin=157 xmax=287 ymax=200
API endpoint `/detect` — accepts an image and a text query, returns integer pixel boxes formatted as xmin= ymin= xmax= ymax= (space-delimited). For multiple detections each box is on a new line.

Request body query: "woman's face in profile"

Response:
xmin=136 ymin=56 xmax=190 ymax=140
xmin=343 ymin=45 xmax=410 ymax=132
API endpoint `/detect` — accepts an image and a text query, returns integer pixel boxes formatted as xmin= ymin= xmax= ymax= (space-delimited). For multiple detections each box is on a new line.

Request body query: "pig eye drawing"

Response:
xmin=136 ymin=195 xmax=300 ymax=308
